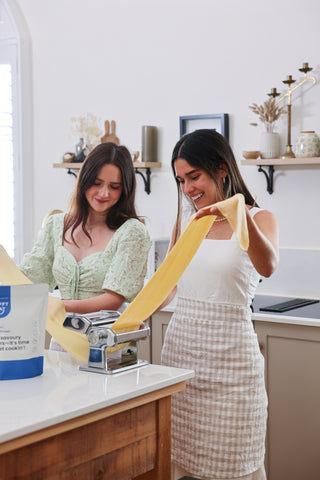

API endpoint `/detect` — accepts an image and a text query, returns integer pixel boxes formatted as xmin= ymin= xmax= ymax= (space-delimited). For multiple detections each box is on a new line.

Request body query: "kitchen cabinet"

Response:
xmin=0 ymin=350 xmax=193 ymax=480
xmin=151 ymin=310 xmax=172 ymax=364
xmin=139 ymin=317 xmax=151 ymax=362
xmin=253 ymin=317 xmax=320 ymax=480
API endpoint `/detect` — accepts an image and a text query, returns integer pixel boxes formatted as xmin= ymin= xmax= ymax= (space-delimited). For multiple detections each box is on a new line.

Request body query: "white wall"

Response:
xmin=15 ymin=0 xmax=320 ymax=296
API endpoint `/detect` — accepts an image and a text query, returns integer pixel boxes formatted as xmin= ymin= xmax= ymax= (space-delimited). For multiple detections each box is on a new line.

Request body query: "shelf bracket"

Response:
xmin=67 ymin=168 xmax=78 ymax=178
xmin=135 ymin=167 xmax=151 ymax=194
xmin=258 ymin=165 xmax=274 ymax=194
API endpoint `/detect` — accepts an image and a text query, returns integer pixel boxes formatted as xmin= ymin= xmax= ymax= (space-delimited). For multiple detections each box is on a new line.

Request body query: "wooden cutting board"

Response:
xmin=100 ymin=120 xmax=120 ymax=144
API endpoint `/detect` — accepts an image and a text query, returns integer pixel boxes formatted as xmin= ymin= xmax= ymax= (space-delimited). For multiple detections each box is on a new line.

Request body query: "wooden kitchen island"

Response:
xmin=0 ymin=350 xmax=194 ymax=479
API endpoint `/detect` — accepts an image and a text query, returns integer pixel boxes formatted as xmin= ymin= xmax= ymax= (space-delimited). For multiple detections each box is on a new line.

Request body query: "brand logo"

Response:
xmin=0 ymin=286 xmax=11 ymax=318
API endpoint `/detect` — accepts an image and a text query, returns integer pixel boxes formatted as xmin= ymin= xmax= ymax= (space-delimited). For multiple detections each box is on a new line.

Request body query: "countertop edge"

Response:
xmin=0 ymin=357 xmax=194 ymax=445
xmin=251 ymin=312 xmax=320 ymax=327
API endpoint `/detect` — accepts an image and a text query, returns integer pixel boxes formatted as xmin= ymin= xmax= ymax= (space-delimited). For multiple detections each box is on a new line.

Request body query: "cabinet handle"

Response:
xmin=259 ymin=342 xmax=264 ymax=352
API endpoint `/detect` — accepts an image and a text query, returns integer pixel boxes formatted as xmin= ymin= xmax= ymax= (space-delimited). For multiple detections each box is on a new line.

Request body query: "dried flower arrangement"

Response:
xmin=70 ymin=112 xmax=103 ymax=149
xmin=249 ymin=98 xmax=286 ymax=133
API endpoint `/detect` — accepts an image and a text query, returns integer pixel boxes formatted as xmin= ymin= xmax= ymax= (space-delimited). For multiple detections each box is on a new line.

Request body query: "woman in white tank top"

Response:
xmin=161 ymin=129 xmax=279 ymax=480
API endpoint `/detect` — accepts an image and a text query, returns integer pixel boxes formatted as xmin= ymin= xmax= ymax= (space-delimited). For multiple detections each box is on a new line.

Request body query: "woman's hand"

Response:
xmin=195 ymin=205 xmax=223 ymax=219
xmin=139 ymin=319 xmax=150 ymax=329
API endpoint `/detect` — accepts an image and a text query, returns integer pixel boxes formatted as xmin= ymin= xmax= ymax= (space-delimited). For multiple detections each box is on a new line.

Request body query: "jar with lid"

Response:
xmin=294 ymin=131 xmax=320 ymax=157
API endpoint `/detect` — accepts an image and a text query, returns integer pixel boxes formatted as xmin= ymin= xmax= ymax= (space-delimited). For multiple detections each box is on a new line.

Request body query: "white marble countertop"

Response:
xmin=0 ymin=350 xmax=194 ymax=445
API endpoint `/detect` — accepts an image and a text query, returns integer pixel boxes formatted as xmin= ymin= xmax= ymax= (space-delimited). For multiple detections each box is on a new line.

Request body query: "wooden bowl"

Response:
xmin=242 ymin=150 xmax=260 ymax=160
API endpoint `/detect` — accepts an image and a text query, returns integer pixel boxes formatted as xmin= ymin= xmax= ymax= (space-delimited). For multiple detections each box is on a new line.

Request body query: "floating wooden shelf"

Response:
xmin=241 ymin=157 xmax=320 ymax=194
xmin=241 ymin=157 xmax=320 ymax=166
xmin=53 ymin=162 xmax=162 ymax=169
xmin=53 ymin=162 xmax=162 ymax=194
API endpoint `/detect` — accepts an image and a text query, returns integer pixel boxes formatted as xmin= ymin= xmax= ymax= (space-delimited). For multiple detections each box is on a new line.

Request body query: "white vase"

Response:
xmin=259 ymin=132 xmax=280 ymax=159
xmin=294 ymin=131 xmax=320 ymax=157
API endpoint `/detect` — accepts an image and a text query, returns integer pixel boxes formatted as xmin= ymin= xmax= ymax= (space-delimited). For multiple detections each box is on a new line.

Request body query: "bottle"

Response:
xmin=75 ymin=138 xmax=85 ymax=156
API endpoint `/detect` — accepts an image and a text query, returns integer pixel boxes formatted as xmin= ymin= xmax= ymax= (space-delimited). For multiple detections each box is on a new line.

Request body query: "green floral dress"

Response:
xmin=20 ymin=213 xmax=151 ymax=303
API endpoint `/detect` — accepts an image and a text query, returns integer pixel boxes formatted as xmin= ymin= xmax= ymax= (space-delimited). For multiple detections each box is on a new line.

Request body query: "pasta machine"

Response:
xmin=63 ymin=310 xmax=150 ymax=374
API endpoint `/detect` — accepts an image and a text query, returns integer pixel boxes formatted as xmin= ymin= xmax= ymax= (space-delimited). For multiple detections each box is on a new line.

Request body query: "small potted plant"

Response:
xmin=249 ymin=97 xmax=286 ymax=158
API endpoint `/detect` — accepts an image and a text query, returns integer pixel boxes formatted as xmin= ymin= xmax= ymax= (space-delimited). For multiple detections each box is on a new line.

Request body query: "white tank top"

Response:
xmin=178 ymin=205 xmax=262 ymax=308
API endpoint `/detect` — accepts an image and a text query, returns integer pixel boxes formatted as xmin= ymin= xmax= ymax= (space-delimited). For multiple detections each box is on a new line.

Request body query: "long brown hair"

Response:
xmin=63 ymin=142 xmax=140 ymax=244
xmin=171 ymin=129 xmax=258 ymax=243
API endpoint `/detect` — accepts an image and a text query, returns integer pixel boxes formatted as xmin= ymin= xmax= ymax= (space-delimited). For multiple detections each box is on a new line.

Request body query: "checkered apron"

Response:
xmin=162 ymin=297 xmax=267 ymax=479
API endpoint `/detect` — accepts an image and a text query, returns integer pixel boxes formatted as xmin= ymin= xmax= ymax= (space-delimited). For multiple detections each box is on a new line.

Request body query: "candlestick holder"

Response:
xmin=267 ymin=62 xmax=316 ymax=159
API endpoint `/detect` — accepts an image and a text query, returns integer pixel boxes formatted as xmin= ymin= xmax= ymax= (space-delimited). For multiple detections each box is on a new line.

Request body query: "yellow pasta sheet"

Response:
xmin=0 ymin=193 xmax=248 ymax=361
xmin=112 ymin=193 xmax=248 ymax=330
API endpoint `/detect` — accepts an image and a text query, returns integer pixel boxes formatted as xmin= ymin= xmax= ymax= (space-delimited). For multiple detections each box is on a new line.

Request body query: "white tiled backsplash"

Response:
xmin=256 ymin=248 xmax=320 ymax=299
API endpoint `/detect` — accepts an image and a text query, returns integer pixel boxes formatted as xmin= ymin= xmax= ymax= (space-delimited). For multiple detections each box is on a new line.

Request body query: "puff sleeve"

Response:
xmin=102 ymin=219 xmax=151 ymax=302
xmin=19 ymin=214 xmax=62 ymax=292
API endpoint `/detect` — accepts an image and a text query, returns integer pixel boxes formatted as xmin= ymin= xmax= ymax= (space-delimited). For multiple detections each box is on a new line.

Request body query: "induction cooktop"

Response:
xmin=252 ymin=295 xmax=320 ymax=320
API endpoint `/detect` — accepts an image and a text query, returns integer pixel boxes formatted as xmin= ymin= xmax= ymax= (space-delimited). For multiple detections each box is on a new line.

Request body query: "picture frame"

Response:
xmin=179 ymin=113 xmax=229 ymax=139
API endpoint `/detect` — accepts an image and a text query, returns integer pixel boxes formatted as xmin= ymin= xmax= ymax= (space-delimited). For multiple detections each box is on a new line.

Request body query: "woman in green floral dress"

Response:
xmin=20 ymin=142 xmax=151 ymax=349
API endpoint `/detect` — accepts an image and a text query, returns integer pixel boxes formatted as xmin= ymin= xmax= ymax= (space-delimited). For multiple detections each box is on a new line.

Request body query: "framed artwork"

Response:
xmin=179 ymin=113 xmax=229 ymax=139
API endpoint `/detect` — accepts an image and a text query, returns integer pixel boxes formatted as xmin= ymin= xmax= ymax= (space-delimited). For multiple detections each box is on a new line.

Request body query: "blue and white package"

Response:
xmin=0 ymin=283 xmax=48 ymax=380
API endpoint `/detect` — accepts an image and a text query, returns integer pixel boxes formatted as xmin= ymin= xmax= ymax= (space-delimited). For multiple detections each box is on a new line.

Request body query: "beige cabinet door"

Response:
xmin=138 ymin=317 xmax=151 ymax=362
xmin=151 ymin=311 xmax=173 ymax=365
xmin=254 ymin=320 xmax=320 ymax=480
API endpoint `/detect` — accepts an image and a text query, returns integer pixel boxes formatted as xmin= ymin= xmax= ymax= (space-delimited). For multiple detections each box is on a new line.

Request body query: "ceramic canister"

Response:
xmin=294 ymin=131 xmax=320 ymax=157
xmin=141 ymin=126 xmax=158 ymax=162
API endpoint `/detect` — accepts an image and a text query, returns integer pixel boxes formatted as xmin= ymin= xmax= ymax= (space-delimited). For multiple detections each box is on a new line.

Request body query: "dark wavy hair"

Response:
xmin=171 ymin=129 xmax=257 ymax=243
xmin=63 ymin=142 xmax=139 ymax=244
